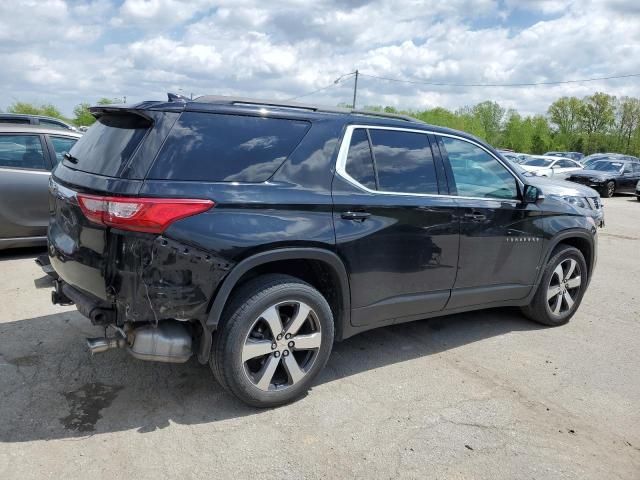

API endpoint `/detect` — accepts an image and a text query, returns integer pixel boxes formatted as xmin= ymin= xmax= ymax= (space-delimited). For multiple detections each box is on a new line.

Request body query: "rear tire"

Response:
xmin=210 ymin=274 xmax=334 ymax=407
xmin=521 ymin=245 xmax=588 ymax=326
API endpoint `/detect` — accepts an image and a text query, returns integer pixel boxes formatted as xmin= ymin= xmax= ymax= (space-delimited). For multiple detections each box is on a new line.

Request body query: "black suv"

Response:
xmin=47 ymin=96 xmax=600 ymax=407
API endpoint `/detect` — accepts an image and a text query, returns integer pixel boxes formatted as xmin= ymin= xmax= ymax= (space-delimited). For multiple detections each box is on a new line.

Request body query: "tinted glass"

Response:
xmin=149 ymin=112 xmax=310 ymax=182
xmin=590 ymin=161 xmax=623 ymax=173
xmin=49 ymin=136 xmax=78 ymax=164
xmin=633 ymin=163 xmax=640 ymax=174
xmin=345 ymin=129 xmax=376 ymax=189
xmin=555 ymin=159 xmax=575 ymax=168
xmin=441 ymin=137 xmax=518 ymax=199
xmin=40 ymin=119 xmax=67 ymax=130
xmin=523 ymin=157 xmax=553 ymax=167
xmin=0 ymin=118 xmax=30 ymax=124
xmin=369 ymin=129 xmax=438 ymax=194
xmin=0 ymin=134 xmax=46 ymax=169
xmin=67 ymin=114 xmax=150 ymax=177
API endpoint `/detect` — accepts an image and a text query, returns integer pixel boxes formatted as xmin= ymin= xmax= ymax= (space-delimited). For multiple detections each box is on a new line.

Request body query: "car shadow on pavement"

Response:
xmin=0 ymin=246 xmax=47 ymax=262
xmin=0 ymin=307 xmax=542 ymax=443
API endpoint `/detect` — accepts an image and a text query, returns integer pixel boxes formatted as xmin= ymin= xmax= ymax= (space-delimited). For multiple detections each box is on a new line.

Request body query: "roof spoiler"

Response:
xmin=168 ymin=92 xmax=190 ymax=103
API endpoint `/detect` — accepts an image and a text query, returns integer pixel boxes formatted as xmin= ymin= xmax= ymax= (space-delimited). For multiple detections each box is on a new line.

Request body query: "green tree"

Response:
xmin=72 ymin=103 xmax=96 ymax=126
xmin=548 ymin=97 xmax=582 ymax=136
xmin=580 ymin=92 xmax=616 ymax=153
xmin=502 ymin=110 xmax=532 ymax=152
xmin=8 ymin=102 xmax=44 ymax=116
xmin=548 ymin=96 xmax=582 ymax=149
xmin=471 ymin=101 xmax=505 ymax=145
xmin=614 ymin=97 xmax=640 ymax=153
xmin=7 ymin=101 xmax=67 ymax=120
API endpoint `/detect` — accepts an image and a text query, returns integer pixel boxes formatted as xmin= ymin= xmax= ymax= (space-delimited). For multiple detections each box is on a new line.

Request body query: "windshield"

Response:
xmin=589 ymin=161 xmax=624 ymax=173
xmin=522 ymin=157 xmax=553 ymax=167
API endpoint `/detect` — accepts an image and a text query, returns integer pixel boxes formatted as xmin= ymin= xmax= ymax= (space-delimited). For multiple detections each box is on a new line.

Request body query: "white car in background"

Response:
xmin=519 ymin=155 xmax=584 ymax=178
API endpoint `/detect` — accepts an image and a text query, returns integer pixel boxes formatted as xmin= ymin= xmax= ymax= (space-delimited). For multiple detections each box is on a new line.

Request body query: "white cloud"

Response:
xmin=1 ymin=0 xmax=639 ymax=118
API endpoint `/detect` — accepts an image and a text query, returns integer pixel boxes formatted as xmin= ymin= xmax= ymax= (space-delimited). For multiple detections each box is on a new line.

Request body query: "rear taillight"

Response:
xmin=77 ymin=194 xmax=214 ymax=233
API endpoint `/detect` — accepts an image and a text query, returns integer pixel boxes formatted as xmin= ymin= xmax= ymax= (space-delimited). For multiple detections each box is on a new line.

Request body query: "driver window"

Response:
xmin=440 ymin=136 xmax=518 ymax=200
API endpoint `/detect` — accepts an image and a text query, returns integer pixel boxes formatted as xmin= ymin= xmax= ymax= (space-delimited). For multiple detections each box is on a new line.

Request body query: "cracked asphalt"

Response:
xmin=0 ymin=196 xmax=639 ymax=479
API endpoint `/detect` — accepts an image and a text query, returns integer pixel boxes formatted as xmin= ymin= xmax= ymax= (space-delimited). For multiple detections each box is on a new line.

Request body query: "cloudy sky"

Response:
xmin=1 ymin=0 xmax=640 ymax=117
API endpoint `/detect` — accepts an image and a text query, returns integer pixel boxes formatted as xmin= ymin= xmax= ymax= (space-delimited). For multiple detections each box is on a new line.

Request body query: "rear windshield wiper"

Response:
xmin=63 ymin=152 xmax=79 ymax=164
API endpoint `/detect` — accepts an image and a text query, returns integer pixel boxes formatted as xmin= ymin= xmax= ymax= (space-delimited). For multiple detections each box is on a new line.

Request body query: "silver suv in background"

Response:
xmin=0 ymin=124 xmax=81 ymax=249
xmin=0 ymin=113 xmax=78 ymax=132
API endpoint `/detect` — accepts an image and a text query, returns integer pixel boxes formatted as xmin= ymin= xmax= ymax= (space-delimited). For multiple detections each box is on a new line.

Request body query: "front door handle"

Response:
xmin=341 ymin=211 xmax=371 ymax=221
xmin=463 ymin=212 xmax=487 ymax=221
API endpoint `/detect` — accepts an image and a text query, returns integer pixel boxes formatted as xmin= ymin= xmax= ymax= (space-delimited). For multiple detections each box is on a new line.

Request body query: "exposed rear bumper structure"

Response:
xmin=49 ymin=276 xmax=193 ymax=364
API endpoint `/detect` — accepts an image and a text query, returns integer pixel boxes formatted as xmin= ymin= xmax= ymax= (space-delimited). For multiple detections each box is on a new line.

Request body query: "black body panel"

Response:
xmin=46 ymin=97 xmax=599 ymax=352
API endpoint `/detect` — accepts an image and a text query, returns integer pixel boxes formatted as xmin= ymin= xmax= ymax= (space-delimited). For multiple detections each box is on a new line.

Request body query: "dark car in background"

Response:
xmin=0 ymin=124 xmax=80 ymax=249
xmin=0 ymin=113 xmax=78 ymax=132
xmin=581 ymin=153 xmax=639 ymax=169
xmin=545 ymin=151 xmax=584 ymax=161
xmin=566 ymin=158 xmax=640 ymax=197
xmin=45 ymin=95 xmax=600 ymax=407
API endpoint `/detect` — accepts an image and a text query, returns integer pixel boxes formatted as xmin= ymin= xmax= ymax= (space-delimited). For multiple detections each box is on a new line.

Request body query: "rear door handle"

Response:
xmin=463 ymin=212 xmax=486 ymax=221
xmin=341 ymin=211 xmax=371 ymax=221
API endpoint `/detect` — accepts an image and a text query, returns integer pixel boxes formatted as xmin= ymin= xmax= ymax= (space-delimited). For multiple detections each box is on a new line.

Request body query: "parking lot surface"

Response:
xmin=0 ymin=196 xmax=639 ymax=479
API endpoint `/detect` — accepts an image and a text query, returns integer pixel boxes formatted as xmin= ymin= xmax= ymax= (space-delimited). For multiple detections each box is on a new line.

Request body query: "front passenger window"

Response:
xmin=441 ymin=137 xmax=518 ymax=200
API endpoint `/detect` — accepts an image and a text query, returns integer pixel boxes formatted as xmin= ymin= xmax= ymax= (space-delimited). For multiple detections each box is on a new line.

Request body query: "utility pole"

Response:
xmin=352 ymin=69 xmax=359 ymax=109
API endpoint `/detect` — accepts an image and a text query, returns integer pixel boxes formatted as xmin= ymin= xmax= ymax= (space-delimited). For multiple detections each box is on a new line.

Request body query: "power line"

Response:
xmin=284 ymin=70 xmax=640 ymax=104
xmin=358 ymin=72 xmax=640 ymax=88
xmin=285 ymin=72 xmax=356 ymax=101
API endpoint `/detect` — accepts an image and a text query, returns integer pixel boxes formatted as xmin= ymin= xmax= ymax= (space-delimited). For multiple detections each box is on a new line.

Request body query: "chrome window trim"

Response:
xmin=0 ymin=166 xmax=50 ymax=175
xmin=335 ymin=124 xmax=524 ymax=203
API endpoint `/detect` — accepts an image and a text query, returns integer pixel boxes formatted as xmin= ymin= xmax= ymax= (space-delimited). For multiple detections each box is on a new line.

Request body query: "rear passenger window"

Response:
xmin=49 ymin=136 xmax=78 ymax=164
xmin=556 ymin=159 xmax=575 ymax=168
xmin=149 ymin=112 xmax=311 ymax=182
xmin=369 ymin=129 xmax=438 ymax=194
xmin=0 ymin=135 xmax=46 ymax=170
xmin=441 ymin=136 xmax=517 ymax=200
xmin=344 ymin=129 xmax=376 ymax=189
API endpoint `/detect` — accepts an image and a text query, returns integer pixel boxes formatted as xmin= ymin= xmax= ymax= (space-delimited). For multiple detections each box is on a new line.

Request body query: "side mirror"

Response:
xmin=523 ymin=185 xmax=543 ymax=203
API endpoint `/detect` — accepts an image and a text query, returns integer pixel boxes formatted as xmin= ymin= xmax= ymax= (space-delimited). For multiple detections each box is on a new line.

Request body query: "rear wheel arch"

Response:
xmin=205 ymin=248 xmax=350 ymax=340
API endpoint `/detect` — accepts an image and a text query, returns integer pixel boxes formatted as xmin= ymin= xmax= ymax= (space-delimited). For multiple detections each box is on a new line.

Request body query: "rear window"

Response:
xmin=66 ymin=113 xmax=150 ymax=176
xmin=148 ymin=112 xmax=310 ymax=182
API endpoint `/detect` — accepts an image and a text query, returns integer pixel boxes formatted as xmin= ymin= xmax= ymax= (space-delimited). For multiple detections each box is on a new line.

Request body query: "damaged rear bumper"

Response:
xmin=49 ymin=233 xmax=233 ymax=326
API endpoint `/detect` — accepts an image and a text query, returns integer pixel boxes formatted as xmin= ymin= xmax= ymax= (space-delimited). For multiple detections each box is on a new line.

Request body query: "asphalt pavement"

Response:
xmin=0 ymin=196 xmax=638 ymax=479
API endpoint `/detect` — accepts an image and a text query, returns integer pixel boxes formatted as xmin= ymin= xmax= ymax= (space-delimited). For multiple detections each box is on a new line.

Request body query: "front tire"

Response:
xmin=211 ymin=274 xmax=334 ymax=407
xmin=521 ymin=245 xmax=588 ymax=326
xmin=603 ymin=181 xmax=615 ymax=198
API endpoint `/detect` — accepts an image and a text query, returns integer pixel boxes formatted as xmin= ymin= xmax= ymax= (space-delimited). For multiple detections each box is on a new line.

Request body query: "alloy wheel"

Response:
xmin=241 ymin=301 xmax=322 ymax=391
xmin=546 ymin=258 xmax=582 ymax=316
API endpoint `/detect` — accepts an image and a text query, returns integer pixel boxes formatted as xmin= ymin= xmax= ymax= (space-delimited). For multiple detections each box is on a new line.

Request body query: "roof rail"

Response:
xmin=192 ymin=95 xmax=421 ymax=123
